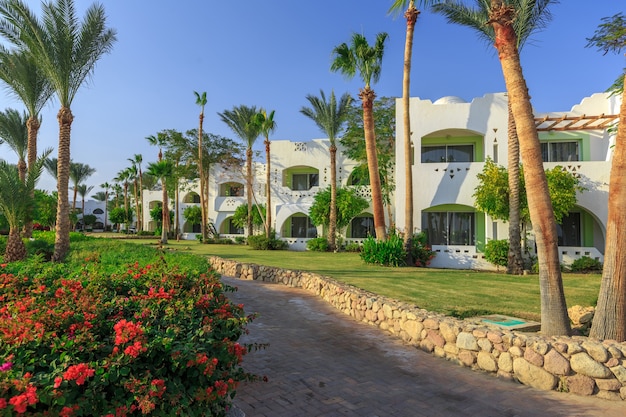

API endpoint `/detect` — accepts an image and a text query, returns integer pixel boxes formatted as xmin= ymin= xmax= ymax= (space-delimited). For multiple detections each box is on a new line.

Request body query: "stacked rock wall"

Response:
xmin=208 ymin=256 xmax=626 ymax=401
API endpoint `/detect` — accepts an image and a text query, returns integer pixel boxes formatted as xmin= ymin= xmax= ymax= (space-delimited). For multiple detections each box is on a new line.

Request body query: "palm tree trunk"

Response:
xmin=138 ymin=169 xmax=143 ymax=232
xmin=161 ymin=181 xmax=169 ymax=244
xmin=52 ymin=106 xmax=73 ymax=262
xmin=23 ymin=116 xmax=40 ymax=238
xmin=329 ymin=144 xmax=338 ymax=251
xmin=5 ymin=227 xmax=27 ymax=262
xmin=198 ymin=116 xmax=207 ymax=242
xmin=490 ymin=2 xmax=570 ymax=336
xmin=403 ymin=3 xmax=419 ymax=262
xmin=360 ymin=87 xmax=387 ymax=241
xmin=246 ymin=147 xmax=253 ymax=237
xmin=265 ymin=139 xmax=272 ymax=237
xmin=506 ymin=101 xmax=524 ymax=274
xmin=590 ymin=78 xmax=626 ymax=342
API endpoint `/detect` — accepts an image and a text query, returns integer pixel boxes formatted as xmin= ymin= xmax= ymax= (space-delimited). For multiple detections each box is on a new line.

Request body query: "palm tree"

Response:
xmin=331 ymin=32 xmax=388 ymax=241
xmin=146 ymin=132 xmax=168 ymax=162
xmin=44 ymin=156 xmax=57 ymax=180
xmin=587 ymin=14 xmax=626 ymax=341
xmin=0 ymin=108 xmax=28 ymax=182
xmin=301 ymin=90 xmax=352 ymax=251
xmin=0 ymin=49 xmax=53 ymax=237
xmin=99 ymin=181 xmax=110 ymax=231
xmin=388 ymin=1 xmax=439 ymax=259
xmin=435 ymin=0 xmax=568 ymax=336
xmin=114 ymin=167 xmax=131 ymax=221
xmin=194 ymin=91 xmax=208 ymax=241
xmin=0 ymin=148 xmax=50 ymax=262
xmin=255 ymin=109 xmax=277 ymax=238
xmin=76 ymin=183 xmax=93 ymax=228
xmin=146 ymin=160 xmax=173 ymax=244
xmin=219 ymin=105 xmax=261 ymax=237
xmin=0 ymin=0 xmax=117 ymax=261
xmin=128 ymin=154 xmax=143 ymax=232
xmin=434 ymin=0 xmax=554 ymax=276
xmin=69 ymin=162 xmax=95 ymax=211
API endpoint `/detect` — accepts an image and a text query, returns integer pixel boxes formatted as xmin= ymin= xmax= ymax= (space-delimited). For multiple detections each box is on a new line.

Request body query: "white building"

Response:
xmin=394 ymin=92 xmax=620 ymax=269
xmin=140 ymin=92 xmax=620 ymax=267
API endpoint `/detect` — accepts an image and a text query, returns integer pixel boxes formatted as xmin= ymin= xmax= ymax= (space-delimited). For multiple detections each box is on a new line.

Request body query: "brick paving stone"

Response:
xmin=222 ymin=276 xmax=626 ymax=417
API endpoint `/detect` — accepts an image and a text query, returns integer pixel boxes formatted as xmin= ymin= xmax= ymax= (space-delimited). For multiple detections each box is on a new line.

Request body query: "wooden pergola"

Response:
xmin=534 ymin=113 xmax=619 ymax=131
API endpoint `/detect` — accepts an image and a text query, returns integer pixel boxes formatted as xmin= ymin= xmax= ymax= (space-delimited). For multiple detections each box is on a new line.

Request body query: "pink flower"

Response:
xmin=0 ymin=362 xmax=12 ymax=371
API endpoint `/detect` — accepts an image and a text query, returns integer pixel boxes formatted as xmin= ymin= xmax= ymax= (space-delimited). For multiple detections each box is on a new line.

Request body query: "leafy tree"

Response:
xmin=435 ymin=0 xmax=570 ymax=336
xmin=309 ymin=186 xmax=369 ymax=234
xmin=587 ymin=12 xmax=626 ymax=341
xmin=332 ymin=32 xmax=389 ymax=241
xmin=108 ymin=206 xmax=128 ymax=231
xmin=33 ymin=189 xmax=56 ymax=229
xmin=183 ymin=204 xmax=202 ymax=229
xmin=82 ymin=213 xmax=96 ymax=229
xmin=219 ymin=105 xmax=261 ymax=237
xmin=474 ymin=158 xmax=585 ymax=227
xmin=0 ymin=0 xmax=117 ymax=261
xmin=232 ymin=203 xmax=265 ymax=233
xmin=301 ymin=90 xmax=352 ymax=251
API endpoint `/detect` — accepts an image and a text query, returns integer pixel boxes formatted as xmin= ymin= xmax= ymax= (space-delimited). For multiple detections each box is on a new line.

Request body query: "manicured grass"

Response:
xmin=125 ymin=239 xmax=602 ymax=323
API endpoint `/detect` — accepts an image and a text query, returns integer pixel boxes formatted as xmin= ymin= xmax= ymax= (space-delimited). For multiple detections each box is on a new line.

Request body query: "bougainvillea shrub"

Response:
xmin=0 ymin=239 xmax=259 ymax=416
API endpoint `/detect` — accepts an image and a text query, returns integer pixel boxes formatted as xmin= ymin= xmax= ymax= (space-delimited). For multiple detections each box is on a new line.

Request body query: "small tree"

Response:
xmin=183 ymin=205 xmax=202 ymax=234
xmin=82 ymin=214 xmax=97 ymax=231
xmin=309 ymin=186 xmax=369 ymax=236
xmin=232 ymin=204 xmax=265 ymax=234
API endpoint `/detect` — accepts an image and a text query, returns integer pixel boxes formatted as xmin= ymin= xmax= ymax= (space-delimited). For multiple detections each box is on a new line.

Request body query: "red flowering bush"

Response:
xmin=0 ymin=240 xmax=260 ymax=416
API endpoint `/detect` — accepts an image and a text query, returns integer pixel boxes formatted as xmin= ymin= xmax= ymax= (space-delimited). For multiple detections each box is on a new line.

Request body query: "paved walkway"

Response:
xmin=221 ymin=276 xmax=625 ymax=417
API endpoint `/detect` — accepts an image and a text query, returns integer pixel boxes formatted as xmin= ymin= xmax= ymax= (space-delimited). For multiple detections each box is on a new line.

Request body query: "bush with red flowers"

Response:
xmin=0 ymin=238 xmax=259 ymax=416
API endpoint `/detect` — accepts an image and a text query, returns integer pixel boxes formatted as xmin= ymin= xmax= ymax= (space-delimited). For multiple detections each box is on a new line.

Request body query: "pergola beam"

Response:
xmin=534 ymin=113 xmax=619 ymax=131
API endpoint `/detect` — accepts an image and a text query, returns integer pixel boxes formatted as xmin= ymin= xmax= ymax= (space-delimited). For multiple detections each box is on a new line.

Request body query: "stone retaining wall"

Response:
xmin=208 ymin=256 xmax=626 ymax=401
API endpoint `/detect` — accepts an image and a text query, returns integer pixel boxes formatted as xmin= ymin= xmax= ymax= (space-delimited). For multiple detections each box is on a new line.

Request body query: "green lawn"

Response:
xmin=128 ymin=238 xmax=601 ymax=322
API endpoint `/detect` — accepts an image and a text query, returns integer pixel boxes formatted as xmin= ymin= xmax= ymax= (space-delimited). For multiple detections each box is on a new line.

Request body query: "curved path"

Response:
xmin=222 ymin=276 xmax=625 ymax=417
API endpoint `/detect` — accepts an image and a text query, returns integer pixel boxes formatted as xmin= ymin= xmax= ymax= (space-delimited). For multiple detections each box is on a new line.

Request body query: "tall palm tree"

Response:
xmin=388 ymin=0 xmax=432 ymax=260
xmin=587 ymin=14 xmax=626 ymax=341
xmin=219 ymin=105 xmax=261 ymax=237
xmin=69 ymin=162 xmax=95 ymax=211
xmin=0 ymin=108 xmax=28 ymax=182
xmin=99 ymin=181 xmax=110 ymax=231
xmin=255 ymin=109 xmax=277 ymax=238
xmin=301 ymin=90 xmax=352 ymax=251
xmin=435 ymin=0 xmax=568 ymax=336
xmin=0 ymin=49 xmax=53 ymax=237
xmin=0 ymin=148 xmax=50 ymax=262
xmin=194 ymin=91 xmax=208 ymax=241
xmin=434 ymin=0 xmax=554 ymax=276
xmin=331 ymin=32 xmax=388 ymax=241
xmin=146 ymin=160 xmax=173 ymax=244
xmin=0 ymin=0 xmax=117 ymax=261
xmin=76 ymin=183 xmax=93 ymax=227
xmin=128 ymin=154 xmax=143 ymax=232
xmin=114 ymin=167 xmax=131 ymax=221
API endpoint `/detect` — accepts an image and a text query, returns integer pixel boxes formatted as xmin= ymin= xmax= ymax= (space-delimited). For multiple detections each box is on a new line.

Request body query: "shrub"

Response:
xmin=306 ymin=237 xmax=329 ymax=252
xmin=570 ymin=256 xmax=603 ymax=273
xmin=247 ymin=234 xmax=288 ymax=250
xmin=344 ymin=242 xmax=362 ymax=253
xmin=410 ymin=232 xmax=436 ymax=267
xmin=483 ymin=239 xmax=509 ymax=269
xmin=234 ymin=236 xmax=246 ymax=245
xmin=360 ymin=234 xmax=406 ymax=267
xmin=0 ymin=240 xmax=259 ymax=416
xmin=25 ymin=239 xmax=54 ymax=261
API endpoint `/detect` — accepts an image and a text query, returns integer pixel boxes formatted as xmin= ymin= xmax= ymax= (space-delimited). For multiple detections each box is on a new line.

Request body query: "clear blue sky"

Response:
xmin=0 ymin=0 xmax=623 ymax=193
